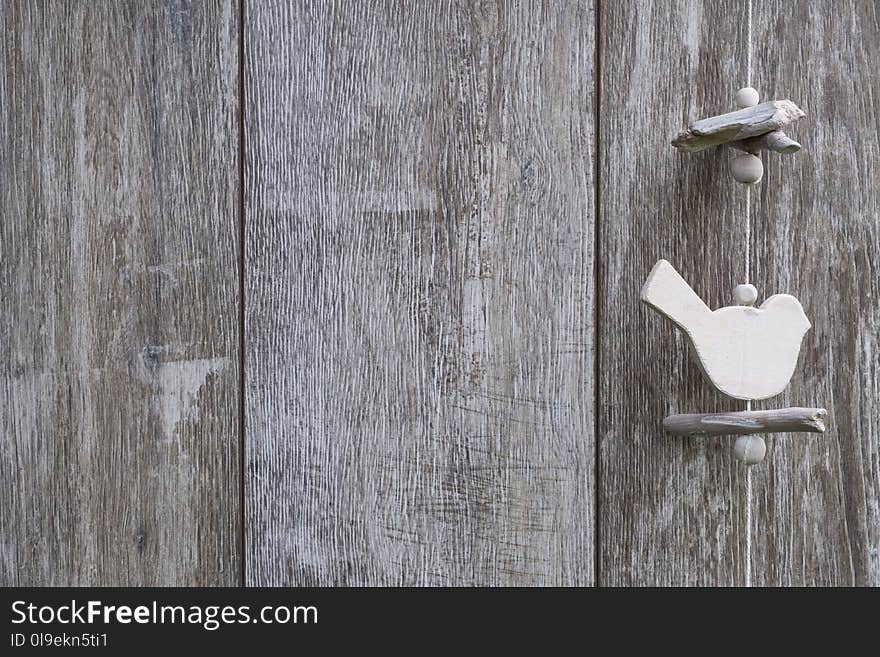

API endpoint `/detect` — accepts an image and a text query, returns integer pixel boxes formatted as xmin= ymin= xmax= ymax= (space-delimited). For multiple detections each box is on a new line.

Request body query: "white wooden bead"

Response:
xmin=733 ymin=283 xmax=758 ymax=306
xmin=735 ymin=86 xmax=760 ymax=108
xmin=731 ymin=153 xmax=763 ymax=184
xmin=734 ymin=435 xmax=766 ymax=465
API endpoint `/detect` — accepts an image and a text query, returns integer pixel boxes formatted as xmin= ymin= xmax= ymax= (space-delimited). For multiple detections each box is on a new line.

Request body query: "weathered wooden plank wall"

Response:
xmin=244 ymin=0 xmax=596 ymax=585
xmin=0 ymin=1 xmax=241 ymax=585
xmin=749 ymin=0 xmax=880 ymax=586
xmin=2 ymin=0 xmax=878 ymax=587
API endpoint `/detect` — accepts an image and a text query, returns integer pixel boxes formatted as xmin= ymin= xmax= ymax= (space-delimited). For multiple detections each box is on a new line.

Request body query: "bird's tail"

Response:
xmin=640 ymin=259 xmax=711 ymax=332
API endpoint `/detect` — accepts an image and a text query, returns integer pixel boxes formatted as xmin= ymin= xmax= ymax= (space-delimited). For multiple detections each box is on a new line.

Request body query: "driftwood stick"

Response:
xmin=663 ymin=407 xmax=827 ymax=437
xmin=729 ymin=130 xmax=802 ymax=155
xmin=672 ymin=100 xmax=805 ymax=152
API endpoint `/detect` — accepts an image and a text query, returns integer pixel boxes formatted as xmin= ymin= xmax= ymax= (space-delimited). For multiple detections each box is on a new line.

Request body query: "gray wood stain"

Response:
xmin=244 ymin=0 xmax=596 ymax=586
xmin=599 ymin=0 xmax=754 ymax=586
xmin=1 ymin=0 xmax=877 ymax=586
xmin=0 ymin=1 xmax=240 ymax=585
xmin=750 ymin=0 xmax=880 ymax=586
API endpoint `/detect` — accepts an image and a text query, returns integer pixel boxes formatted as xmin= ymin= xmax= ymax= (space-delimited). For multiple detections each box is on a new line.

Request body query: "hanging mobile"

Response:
xmin=643 ymin=87 xmax=827 ymax=465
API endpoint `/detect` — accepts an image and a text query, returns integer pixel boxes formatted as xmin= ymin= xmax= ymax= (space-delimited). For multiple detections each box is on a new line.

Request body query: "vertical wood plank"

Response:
xmin=749 ymin=0 xmax=880 ymax=586
xmin=599 ymin=0 xmax=751 ymax=585
xmin=0 ymin=1 xmax=240 ymax=585
xmin=245 ymin=0 xmax=595 ymax=585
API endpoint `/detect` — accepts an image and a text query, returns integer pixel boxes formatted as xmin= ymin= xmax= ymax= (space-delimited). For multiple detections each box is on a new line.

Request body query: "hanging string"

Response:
xmin=745 ymin=0 xmax=752 ymax=288
xmin=746 ymin=0 xmax=753 ymax=86
xmin=745 ymin=194 xmax=751 ymax=285
xmin=744 ymin=0 xmax=754 ymax=589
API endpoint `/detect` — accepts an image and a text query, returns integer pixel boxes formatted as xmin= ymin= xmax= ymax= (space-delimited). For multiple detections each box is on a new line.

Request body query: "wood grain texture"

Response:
xmin=598 ymin=0 xmax=751 ymax=586
xmin=245 ymin=0 xmax=596 ymax=585
xmin=664 ymin=408 xmax=827 ymax=437
xmin=730 ymin=130 xmax=801 ymax=156
xmin=671 ymin=99 xmax=805 ymax=151
xmin=749 ymin=0 xmax=880 ymax=586
xmin=0 ymin=1 xmax=240 ymax=585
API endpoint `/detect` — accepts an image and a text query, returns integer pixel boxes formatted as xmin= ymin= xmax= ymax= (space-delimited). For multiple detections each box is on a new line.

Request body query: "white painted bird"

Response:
xmin=641 ymin=259 xmax=811 ymax=401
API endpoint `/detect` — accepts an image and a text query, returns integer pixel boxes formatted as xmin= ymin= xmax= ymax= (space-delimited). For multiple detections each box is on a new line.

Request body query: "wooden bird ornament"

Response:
xmin=642 ymin=258 xmax=827 ymax=461
xmin=656 ymin=87 xmax=825 ymax=465
xmin=641 ymin=260 xmax=810 ymax=400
